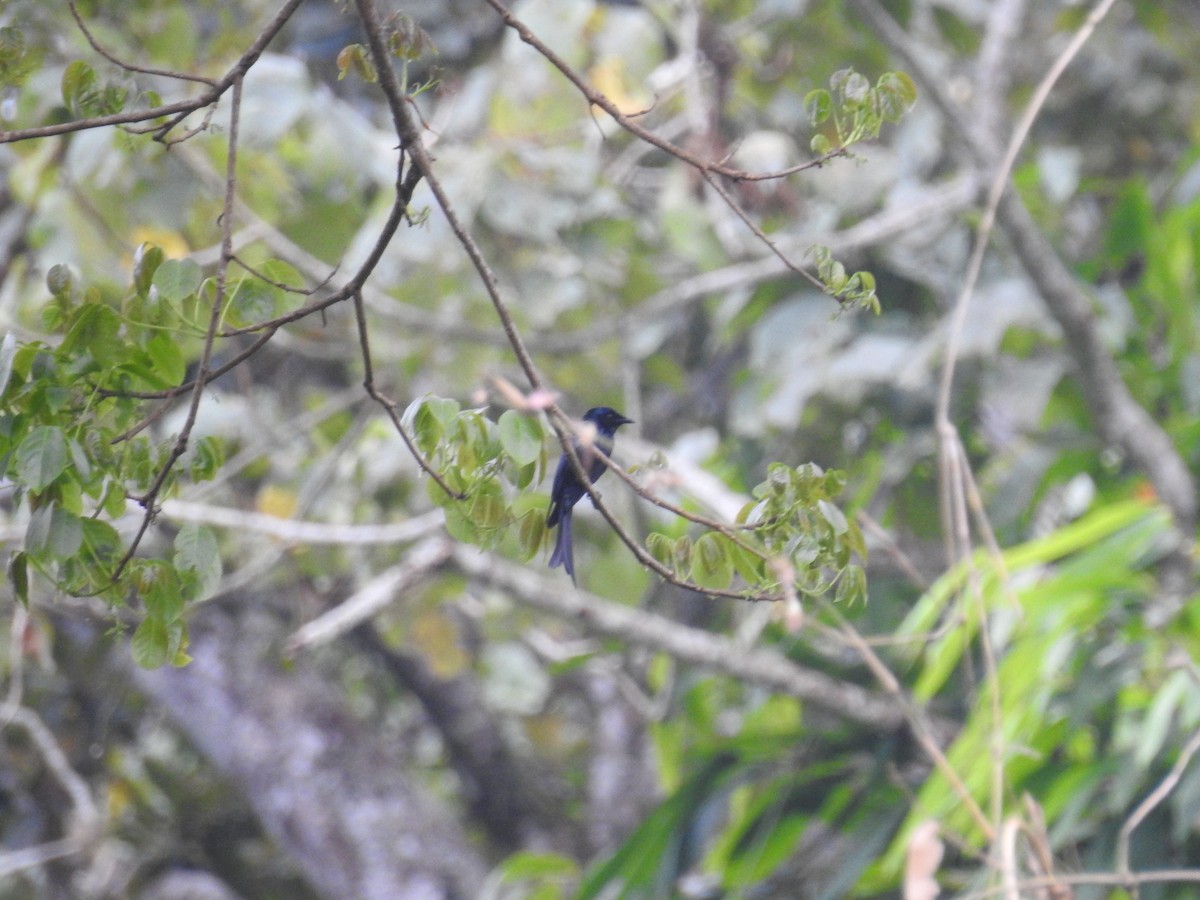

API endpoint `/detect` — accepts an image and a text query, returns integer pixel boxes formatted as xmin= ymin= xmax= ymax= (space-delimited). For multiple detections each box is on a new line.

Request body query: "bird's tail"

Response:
xmin=548 ymin=508 xmax=576 ymax=585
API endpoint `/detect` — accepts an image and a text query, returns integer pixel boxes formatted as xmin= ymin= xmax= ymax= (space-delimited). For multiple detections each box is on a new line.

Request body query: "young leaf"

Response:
xmin=515 ymin=508 xmax=547 ymax=562
xmin=646 ymin=532 xmax=673 ymax=569
xmin=46 ymin=264 xmax=74 ymax=299
xmin=672 ymin=535 xmax=693 ymax=574
xmin=336 ymin=43 xmax=377 ymax=82
xmin=841 ymin=71 xmax=870 ymax=108
xmin=691 ymin=532 xmax=734 ymax=589
xmin=131 ymin=615 xmax=170 ymax=669
xmin=61 ymin=59 xmax=96 ymax=110
xmin=803 ymin=88 xmax=831 ymax=126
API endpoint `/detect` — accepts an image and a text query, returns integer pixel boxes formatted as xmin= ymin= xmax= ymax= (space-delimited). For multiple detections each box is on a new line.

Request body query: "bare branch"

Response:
xmin=481 ymin=0 xmax=845 ymax=183
xmin=353 ymin=0 xmax=546 ymax=392
xmin=0 ymin=702 xmax=101 ymax=878
xmin=160 ymin=500 xmax=444 ymax=546
xmin=284 ymin=536 xmax=451 ymax=656
xmin=1116 ymin=724 xmax=1200 ymax=878
xmin=1 ymin=0 xmax=304 ymax=144
xmin=68 ymin=1 xmax=217 ymax=86
xmin=452 ymin=545 xmax=915 ymax=730
xmin=352 ymin=290 xmax=465 ymax=500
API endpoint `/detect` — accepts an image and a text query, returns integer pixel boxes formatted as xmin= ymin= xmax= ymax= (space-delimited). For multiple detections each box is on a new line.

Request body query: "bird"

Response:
xmin=546 ymin=406 xmax=633 ymax=584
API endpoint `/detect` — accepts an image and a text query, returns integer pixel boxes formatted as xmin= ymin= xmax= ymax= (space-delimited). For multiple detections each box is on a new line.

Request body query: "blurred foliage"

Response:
xmin=1 ymin=0 xmax=1200 ymax=897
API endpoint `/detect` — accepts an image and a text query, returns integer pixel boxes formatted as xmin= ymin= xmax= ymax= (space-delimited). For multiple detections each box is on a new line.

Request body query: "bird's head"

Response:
xmin=582 ymin=406 xmax=634 ymax=436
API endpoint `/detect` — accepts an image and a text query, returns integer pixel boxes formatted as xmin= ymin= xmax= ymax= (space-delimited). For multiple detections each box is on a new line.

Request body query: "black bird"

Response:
xmin=546 ymin=406 xmax=634 ymax=584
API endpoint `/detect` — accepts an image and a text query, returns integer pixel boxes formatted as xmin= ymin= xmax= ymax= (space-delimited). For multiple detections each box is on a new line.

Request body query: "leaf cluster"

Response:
xmin=804 ymin=68 xmax=917 ymax=155
xmin=0 ymin=250 xmax=234 ymax=666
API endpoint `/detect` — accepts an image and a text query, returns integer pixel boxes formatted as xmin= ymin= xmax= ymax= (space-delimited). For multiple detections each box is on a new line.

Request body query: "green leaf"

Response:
xmin=138 ymin=561 xmax=184 ymax=622
xmin=16 ymin=425 xmax=68 ymax=491
xmin=174 ymin=523 xmax=221 ymax=601
xmin=336 ymin=43 xmax=376 ymax=82
xmin=0 ymin=332 xmax=16 ymax=401
xmin=169 ymin=626 xmax=192 ymax=667
xmin=841 ymin=71 xmax=870 ymax=107
xmin=876 ymin=71 xmax=917 ymax=120
xmin=9 ymin=551 xmax=28 ymax=607
xmin=810 ymin=133 xmax=832 ymax=155
xmin=817 ymin=499 xmax=849 ymax=535
xmin=0 ymin=26 xmax=40 ymax=88
xmin=498 ymin=851 xmax=578 ymax=883
xmin=59 ymin=59 xmax=126 ymax=117
xmin=61 ymin=59 xmax=96 ymax=110
xmin=131 ymin=615 xmax=170 ymax=669
xmin=228 ymin=276 xmax=279 ymax=326
xmin=444 ymin=501 xmax=480 ymax=544
xmin=672 ymin=534 xmax=693 ymax=574
xmin=646 ymin=532 xmax=673 ymax=569
xmin=803 ymin=88 xmax=831 ymax=126
xmin=386 ymin=13 xmax=437 ymax=61
xmin=516 ymin=508 xmax=547 ymax=562
xmin=469 ymin=491 xmax=507 ymax=529
xmin=512 ymin=458 xmax=539 ymax=491
xmin=835 ymin=563 xmax=866 ymax=605
xmin=60 ymin=303 xmax=122 ymax=366
xmin=189 ymin=436 xmax=224 ymax=482
xmin=46 ymin=263 xmax=74 ymax=299
xmin=152 ymin=258 xmax=203 ymax=303
xmin=425 ymin=396 xmax=461 ymax=428
xmin=690 ymin=532 xmax=733 ymax=589
xmin=412 ymin=402 xmax=443 ymax=456
xmin=133 ymin=243 xmax=165 ymax=296
xmin=67 ymin=439 xmax=91 ymax=483
xmin=260 ymin=258 xmax=305 ymax=289
xmin=44 ymin=506 xmax=83 ymax=560
xmin=80 ymin=518 xmax=122 ymax=566
xmin=726 ymin=537 xmax=765 ymax=584
xmin=498 ymin=410 xmax=543 ymax=466
xmin=145 ymin=332 xmax=185 ymax=385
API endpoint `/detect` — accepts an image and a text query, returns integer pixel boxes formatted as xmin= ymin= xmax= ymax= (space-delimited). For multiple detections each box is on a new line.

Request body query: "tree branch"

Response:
xmin=452 ymin=545 xmax=915 ymax=731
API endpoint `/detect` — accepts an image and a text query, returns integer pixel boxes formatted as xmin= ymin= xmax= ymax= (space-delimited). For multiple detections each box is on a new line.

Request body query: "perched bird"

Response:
xmin=546 ymin=406 xmax=634 ymax=584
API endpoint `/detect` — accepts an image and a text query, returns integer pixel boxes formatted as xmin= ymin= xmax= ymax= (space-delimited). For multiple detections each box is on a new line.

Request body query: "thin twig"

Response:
xmin=160 ymin=500 xmax=444 ymax=545
xmin=819 ymin=600 xmax=994 ymax=841
xmin=354 ymin=0 xmax=545 ymax=392
xmin=481 ymin=0 xmax=846 ymax=184
xmin=1116 ymin=724 xmax=1200 ymax=879
xmin=352 ymin=290 xmax=464 ymax=499
xmin=68 ymin=1 xmax=217 ymax=86
xmin=2 ymin=0 xmax=304 ymax=144
xmin=114 ymin=74 xmax=247 ymax=577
